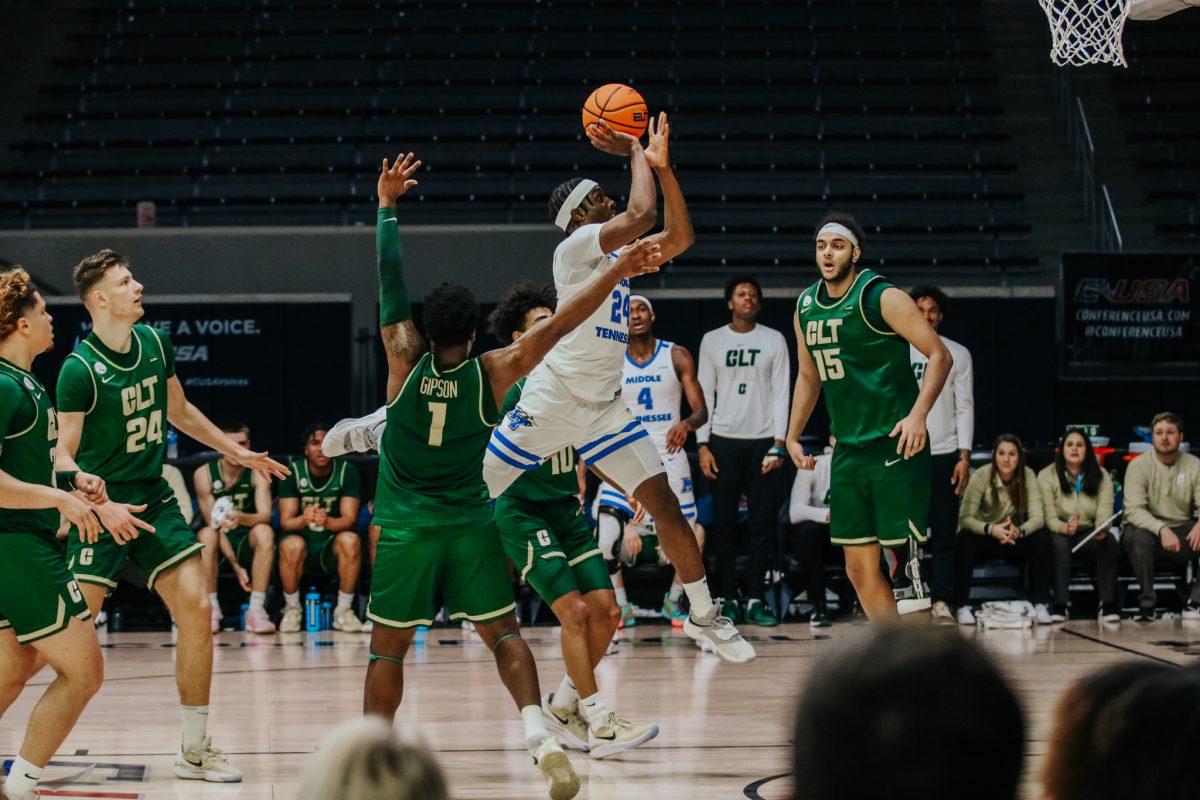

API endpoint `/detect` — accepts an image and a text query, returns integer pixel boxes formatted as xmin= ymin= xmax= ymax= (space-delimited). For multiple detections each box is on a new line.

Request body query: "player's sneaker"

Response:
xmin=891 ymin=539 xmax=931 ymax=615
xmin=361 ymin=619 xmax=374 ymax=633
xmin=243 ymin=606 xmax=276 ymax=634
xmin=210 ymin=605 xmax=222 ymax=634
xmin=530 ymin=736 xmax=580 ymax=800
xmin=684 ymin=605 xmax=756 ymax=664
xmin=1049 ymin=605 xmax=1068 ymax=623
xmin=606 ymin=634 xmax=619 ymax=655
xmin=1 ymin=788 xmax=40 ymax=800
xmin=1098 ymin=604 xmax=1121 ymax=623
xmin=174 ymin=737 xmax=243 ymax=783
xmin=541 ymin=693 xmax=590 ymax=752
xmin=279 ymin=605 xmax=303 ymax=633
xmin=333 ymin=607 xmax=364 ymax=632
xmin=744 ymin=599 xmax=778 ymax=627
xmin=931 ymin=600 xmax=955 ymax=625
xmin=1033 ymin=604 xmax=1054 ymax=625
xmin=322 ymin=406 xmax=387 ymax=457
xmin=956 ymin=606 xmax=976 ymax=625
xmin=809 ymin=608 xmax=831 ymax=628
xmin=1182 ymin=602 xmax=1200 ymax=620
xmin=586 ymin=712 xmax=660 ymax=759
xmin=661 ymin=592 xmax=687 ymax=627
xmin=617 ymin=602 xmax=636 ymax=628
xmin=1136 ymin=605 xmax=1156 ymax=622
xmin=720 ymin=598 xmax=743 ymax=623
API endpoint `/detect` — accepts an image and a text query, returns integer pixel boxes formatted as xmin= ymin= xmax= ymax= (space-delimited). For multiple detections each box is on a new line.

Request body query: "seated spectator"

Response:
xmin=1042 ymin=661 xmax=1200 ymax=800
xmin=277 ymin=424 xmax=365 ymax=633
xmin=1120 ymin=412 xmax=1200 ymax=621
xmin=793 ymin=625 xmax=1024 ymax=800
xmin=788 ymin=436 xmax=835 ymax=627
xmin=298 ymin=717 xmax=448 ymax=800
xmin=953 ymin=434 xmax=1051 ymax=625
xmin=1037 ymin=428 xmax=1119 ymax=622
xmin=195 ymin=422 xmax=277 ymax=634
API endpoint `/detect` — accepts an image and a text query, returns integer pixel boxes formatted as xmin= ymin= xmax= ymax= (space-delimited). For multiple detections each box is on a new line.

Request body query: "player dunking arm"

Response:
xmin=54 ymin=250 xmax=290 ymax=783
xmin=594 ymin=294 xmax=708 ymax=628
xmin=786 ymin=213 xmax=952 ymax=621
xmin=481 ymin=113 xmax=755 ymax=663
xmin=363 ymin=153 xmax=662 ymax=800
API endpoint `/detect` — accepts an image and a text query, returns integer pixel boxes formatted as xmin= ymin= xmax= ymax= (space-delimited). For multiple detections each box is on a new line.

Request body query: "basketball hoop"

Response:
xmin=1039 ymin=0 xmax=1133 ymax=67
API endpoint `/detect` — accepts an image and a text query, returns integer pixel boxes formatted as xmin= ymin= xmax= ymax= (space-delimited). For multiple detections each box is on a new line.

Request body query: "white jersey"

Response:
xmin=538 ymin=223 xmax=629 ymax=403
xmin=621 ymin=339 xmax=681 ymax=452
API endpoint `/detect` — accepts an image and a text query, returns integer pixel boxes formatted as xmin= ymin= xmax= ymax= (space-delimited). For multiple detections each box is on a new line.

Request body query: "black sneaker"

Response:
xmin=1136 ymin=605 xmax=1156 ymax=622
xmin=1098 ymin=604 xmax=1121 ymax=623
xmin=809 ymin=607 xmax=831 ymax=628
xmin=891 ymin=539 xmax=931 ymax=615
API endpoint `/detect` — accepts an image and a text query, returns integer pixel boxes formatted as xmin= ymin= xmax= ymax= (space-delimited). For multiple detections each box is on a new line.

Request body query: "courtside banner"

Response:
xmin=1058 ymin=253 xmax=1199 ymax=379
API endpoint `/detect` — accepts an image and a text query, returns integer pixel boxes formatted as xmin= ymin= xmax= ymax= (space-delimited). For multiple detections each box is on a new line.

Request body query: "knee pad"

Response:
xmin=597 ymin=509 xmax=629 ymax=574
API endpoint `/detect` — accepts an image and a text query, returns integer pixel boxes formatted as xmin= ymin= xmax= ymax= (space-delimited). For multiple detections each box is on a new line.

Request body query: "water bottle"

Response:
xmin=320 ymin=601 xmax=333 ymax=630
xmin=305 ymin=588 xmax=321 ymax=632
xmin=166 ymin=426 xmax=179 ymax=459
xmin=239 ymin=603 xmax=249 ymax=631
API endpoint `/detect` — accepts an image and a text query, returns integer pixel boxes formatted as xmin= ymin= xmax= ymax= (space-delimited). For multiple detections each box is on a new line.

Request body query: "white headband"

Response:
xmin=629 ymin=294 xmax=653 ymax=314
xmin=817 ymin=222 xmax=859 ymax=247
xmin=555 ymin=179 xmax=598 ymax=231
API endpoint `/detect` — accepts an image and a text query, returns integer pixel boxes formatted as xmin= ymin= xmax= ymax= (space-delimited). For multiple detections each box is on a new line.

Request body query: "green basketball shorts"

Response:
xmin=0 ymin=532 xmax=91 ymax=644
xmin=279 ymin=532 xmax=338 ymax=575
xmin=495 ymin=495 xmax=611 ymax=604
xmin=67 ymin=489 xmax=203 ymax=591
xmin=829 ymin=436 xmax=931 ymax=548
xmin=367 ymin=520 xmax=516 ymax=629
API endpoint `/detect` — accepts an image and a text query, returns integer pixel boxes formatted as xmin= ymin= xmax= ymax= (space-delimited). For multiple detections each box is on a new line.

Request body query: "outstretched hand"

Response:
xmin=586 ymin=121 xmax=640 ymax=156
xmin=378 ymin=152 xmax=422 ymax=205
xmin=232 ymin=447 xmax=291 ymax=482
xmin=612 ymin=239 xmax=663 ymax=279
xmin=643 ymin=112 xmax=670 ymax=169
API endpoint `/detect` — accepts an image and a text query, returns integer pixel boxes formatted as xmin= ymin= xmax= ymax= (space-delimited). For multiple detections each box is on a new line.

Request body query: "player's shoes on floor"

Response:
xmin=361 ymin=619 xmax=374 ymax=633
xmin=244 ymin=607 xmax=276 ymax=634
xmin=210 ymin=606 xmax=222 ymax=634
xmin=332 ymin=607 xmax=364 ymax=632
xmin=809 ymin=608 xmax=832 ymax=628
xmin=1182 ymin=602 xmax=1200 ymax=620
xmin=661 ymin=593 xmax=688 ymax=627
xmin=1098 ymin=604 xmax=1121 ymax=623
xmin=1 ymin=788 xmax=40 ymax=800
xmin=1033 ymin=604 xmax=1054 ymax=625
xmin=684 ymin=606 xmax=756 ymax=664
xmin=279 ymin=605 xmax=303 ymax=633
xmin=617 ymin=602 xmax=636 ymax=628
xmin=173 ymin=737 xmax=243 ymax=783
xmin=891 ymin=539 xmax=932 ymax=615
xmin=744 ymin=599 xmax=778 ymax=627
xmin=1049 ymin=605 xmax=1068 ymax=623
xmin=956 ymin=606 xmax=976 ymax=625
xmin=530 ymin=736 xmax=580 ymax=800
xmin=720 ymin=598 xmax=743 ymax=623
xmin=931 ymin=601 xmax=955 ymax=625
xmin=605 ymin=635 xmax=619 ymax=655
xmin=1136 ymin=605 xmax=1156 ymax=622
xmin=322 ymin=406 xmax=387 ymax=457
xmin=541 ymin=693 xmax=590 ymax=752
xmin=586 ymin=712 xmax=660 ymax=759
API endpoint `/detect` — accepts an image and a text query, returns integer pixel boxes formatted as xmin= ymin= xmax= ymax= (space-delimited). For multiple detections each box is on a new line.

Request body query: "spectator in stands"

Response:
xmin=1120 ymin=412 xmax=1200 ymax=621
xmin=298 ymin=717 xmax=448 ymax=800
xmin=908 ymin=286 xmax=974 ymax=625
xmin=1038 ymin=429 xmax=1119 ymax=622
xmin=793 ymin=625 xmax=1023 ymax=800
xmin=1042 ymin=661 xmax=1200 ymax=800
xmin=953 ymin=434 xmax=1051 ymax=625
xmin=697 ymin=275 xmax=790 ymax=626
xmin=788 ymin=436 xmax=835 ymax=627
xmin=277 ymin=424 xmax=364 ymax=633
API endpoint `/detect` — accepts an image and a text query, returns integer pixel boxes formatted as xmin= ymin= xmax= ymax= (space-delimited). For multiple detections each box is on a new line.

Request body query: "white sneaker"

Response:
xmin=210 ymin=605 xmax=222 ymax=634
xmin=605 ymin=634 xmax=619 ymax=655
xmin=586 ymin=712 xmax=659 ymax=759
xmin=1182 ymin=603 xmax=1200 ymax=621
xmin=94 ymin=609 xmax=108 ymax=628
xmin=333 ymin=607 xmax=364 ymax=632
xmin=244 ymin=606 xmax=276 ymax=634
xmin=279 ymin=605 xmax=303 ymax=633
xmin=684 ymin=606 xmax=756 ymax=664
xmin=174 ymin=737 xmax=242 ymax=783
xmin=322 ymin=406 xmax=387 ymax=456
xmin=530 ymin=736 xmax=580 ymax=800
xmin=2 ymin=788 xmax=40 ymax=800
xmin=541 ymin=693 xmax=590 ymax=752
xmin=1033 ymin=604 xmax=1054 ymax=625
xmin=1099 ymin=606 xmax=1121 ymax=624
xmin=956 ymin=606 xmax=976 ymax=626
xmin=361 ymin=619 xmax=374 ymax=633
xmin=1050 ymin=609 xmax=1068 ymax=623
xmin=931 ymin=601 xmax=955 ymax=626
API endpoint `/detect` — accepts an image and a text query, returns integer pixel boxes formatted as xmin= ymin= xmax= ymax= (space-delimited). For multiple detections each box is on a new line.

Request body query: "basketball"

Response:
xmin=582 ymin=83 xmax=649 ymax=138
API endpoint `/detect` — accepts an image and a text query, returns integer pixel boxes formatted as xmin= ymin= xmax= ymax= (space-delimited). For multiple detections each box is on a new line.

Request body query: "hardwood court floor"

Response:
xmin=3 ymin=620 xmax=1198 ymax=800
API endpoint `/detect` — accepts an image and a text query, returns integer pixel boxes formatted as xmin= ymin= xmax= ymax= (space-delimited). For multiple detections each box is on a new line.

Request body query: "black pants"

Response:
xmin=1051 ymin=530 xmax=1119 ymax=610
xmin=952 ymin=529 xmax=1053 ymax=608
xmin=794 ymin=521 xmax=830 ymax=610
xmin=927 ymin=453 xmax=961 ymax=603
xmin=709 ymin=435 xmax=780 ymax=601
xmin=1121 ymin=523 xmax=1200 ymax=609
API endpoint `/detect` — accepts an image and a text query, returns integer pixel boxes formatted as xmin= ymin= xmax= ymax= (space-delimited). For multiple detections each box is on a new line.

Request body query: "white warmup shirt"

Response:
xmin=789 ymin=448 xmax=833 ymax=524
xmin=539 ymin=223 xmax=629 ymax=403
xmin=696 ymin=323 xmax=790 ymax=442
xmin=909 ymin=335 xmax=974 ymax=457
xmin=621 ymin=339 xmax=682 ymax=453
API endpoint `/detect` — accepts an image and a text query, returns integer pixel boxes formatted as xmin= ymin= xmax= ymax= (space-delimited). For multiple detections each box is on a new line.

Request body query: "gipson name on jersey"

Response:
xmin=419 ymin=376 xmax=459 ymax=399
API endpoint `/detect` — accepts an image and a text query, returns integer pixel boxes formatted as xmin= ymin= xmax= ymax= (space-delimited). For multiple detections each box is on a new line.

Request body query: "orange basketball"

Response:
xmin=582 ymin=83 xmax=649 ymax=138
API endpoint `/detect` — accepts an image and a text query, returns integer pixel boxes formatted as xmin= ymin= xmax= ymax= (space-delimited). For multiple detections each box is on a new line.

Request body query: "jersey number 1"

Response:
xmin=427 ymin=402 xmax=447 ymax=447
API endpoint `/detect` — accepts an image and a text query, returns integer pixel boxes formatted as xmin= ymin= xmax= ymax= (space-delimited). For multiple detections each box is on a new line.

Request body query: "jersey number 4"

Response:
xmin=812 ymin=348 xmax=845 ymax=382
xmin=636 ymin=386 xmax=654 ymax=410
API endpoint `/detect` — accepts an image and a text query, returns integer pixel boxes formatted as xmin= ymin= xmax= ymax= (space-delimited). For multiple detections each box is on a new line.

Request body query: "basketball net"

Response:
xmin=1039 ymin=0 xmax=1132 ymax=67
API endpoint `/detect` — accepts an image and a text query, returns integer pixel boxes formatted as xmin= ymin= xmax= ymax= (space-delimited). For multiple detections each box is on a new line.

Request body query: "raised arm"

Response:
xmin=664 ymin=343 xmax=707 ymax=453
xmin=880 ymin=287 xmax=953 ymax=459
xmin=785 ymin=314 xmax=823 ymax=470
xmin=641 ymin=113 xmax=695 ymax=262
xmin=482 ymin=240 xmax=663 ymax=404
xmin=376 ymin=153 xmax=426 ymax=402
xmin=586 ymin=123 xmax=658 ymax=253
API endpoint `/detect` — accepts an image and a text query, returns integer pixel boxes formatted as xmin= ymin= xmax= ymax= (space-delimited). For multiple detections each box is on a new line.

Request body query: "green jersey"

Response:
xmin=56 ymin=325 xmax=174 ymax=496
xmin=0 ymin=358 xmax=58 ymax=534
xmin=205 ymin=459 xmax=254 ymax=513
xmin=500 ymin=378 xmax=579 ymax=503
xmin=373 ymin=352 xmax=501 ymax=528
xmin=796 ymin=269 xmax=918 ymax=446
xmin=278 ymin=458 xmax=362 ymax=532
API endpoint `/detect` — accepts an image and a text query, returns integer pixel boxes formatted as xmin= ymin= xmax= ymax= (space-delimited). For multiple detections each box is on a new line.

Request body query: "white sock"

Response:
xmin=684 ymin=576 xmax=715 ymax=618
xmin=668 ymin=581 xmax=684 ymax=601
xmin=614 ymin=585 xmax=628 ymax=606
xmin=551 ymin=675 xmax=578 ymax=711
xmin=181 ymin=705 xmax=209 ymax=753
xmin=249 ymin=591 xmax=266 ymax=611
xmin=521 ymin=704 xmax=549 ymax=751
xmin=579 ymin=693 xmax=611 ymax=727
xmin=337 ymin=591 xmax=354 ymax=611
xmin=284 ymin=591 xmax=301 ymax=608
xmin=209 ymin=592 xmax=221 ymax=615
xmin=4 ymin=755 xmax=42 ymax=798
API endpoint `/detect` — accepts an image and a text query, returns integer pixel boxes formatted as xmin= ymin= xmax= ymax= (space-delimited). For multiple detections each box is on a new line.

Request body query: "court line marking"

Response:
xmin=1060 ymin=627 xmax=1185 ymax=666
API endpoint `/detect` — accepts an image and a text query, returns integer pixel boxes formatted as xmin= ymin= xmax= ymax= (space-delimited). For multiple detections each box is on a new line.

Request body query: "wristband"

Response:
xmin=767 ymin=444 xmax=786 ymax=458
xmin=55 ymin=470 xmax=79 ymax=491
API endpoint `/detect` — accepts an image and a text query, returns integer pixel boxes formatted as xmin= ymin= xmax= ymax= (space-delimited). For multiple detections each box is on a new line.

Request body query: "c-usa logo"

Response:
xmin=506 ymin=407 xmax=535 ymax=430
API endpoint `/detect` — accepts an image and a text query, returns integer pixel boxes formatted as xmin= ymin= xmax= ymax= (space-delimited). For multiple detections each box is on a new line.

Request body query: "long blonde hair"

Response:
xmin=297 ymin=718 xmax=448 ymax=800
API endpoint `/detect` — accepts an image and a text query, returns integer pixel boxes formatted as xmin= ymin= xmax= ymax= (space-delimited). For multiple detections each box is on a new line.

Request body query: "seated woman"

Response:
xmin=953 ymin=434 xmax=1051 ymax=625
xmin=1037 ymin=429 xmax=1119 ymax=623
